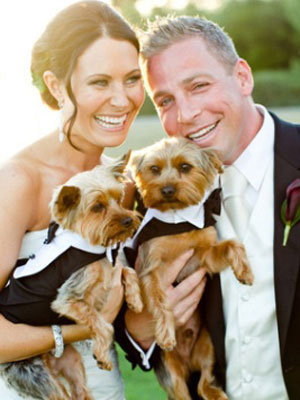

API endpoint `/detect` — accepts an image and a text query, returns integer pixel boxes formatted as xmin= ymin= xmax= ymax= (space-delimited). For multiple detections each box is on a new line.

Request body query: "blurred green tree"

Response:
xmin=284 ymin=0 xmax=300 ymax=33
xmin=213 ymin=0 xmax=298 ymax=70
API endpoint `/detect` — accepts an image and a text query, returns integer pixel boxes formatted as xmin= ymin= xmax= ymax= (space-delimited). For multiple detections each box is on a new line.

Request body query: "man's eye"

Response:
xmin=159 ymin=97 xmax=172 ymax=107
xmin=91 ymin=203 xmax=105 ymax=212
xmin=150 ymin=165 xmax=160 ymax=175
xmin=193 ymin=82 xmax=209 ymax=90
xmin=179 ymin=163 xmax=192 ymax=173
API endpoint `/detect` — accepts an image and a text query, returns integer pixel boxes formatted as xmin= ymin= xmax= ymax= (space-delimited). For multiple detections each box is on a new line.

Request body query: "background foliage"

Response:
xmin=112 ymin=0 xmax=300 ymax=112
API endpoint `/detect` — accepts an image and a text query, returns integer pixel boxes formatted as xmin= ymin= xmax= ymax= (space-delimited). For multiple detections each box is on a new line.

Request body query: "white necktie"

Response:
xmin=222 ymin=166 xmax=250 ymax=240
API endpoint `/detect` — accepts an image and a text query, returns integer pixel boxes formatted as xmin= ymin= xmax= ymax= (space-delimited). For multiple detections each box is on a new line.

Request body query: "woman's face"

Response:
xmin=62 ymin=37 xmax=145 ymax=150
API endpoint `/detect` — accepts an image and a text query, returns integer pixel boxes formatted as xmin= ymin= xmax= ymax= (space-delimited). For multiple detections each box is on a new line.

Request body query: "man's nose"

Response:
xmin=177 ymin=96 xmax=200 ymax=124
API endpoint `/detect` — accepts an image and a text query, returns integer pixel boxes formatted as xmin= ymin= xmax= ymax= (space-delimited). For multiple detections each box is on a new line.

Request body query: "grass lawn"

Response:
xmin=117 ymin=345 xmax=166 ymax=400
xmin=109 ymin=106 xmax=300 ymax=399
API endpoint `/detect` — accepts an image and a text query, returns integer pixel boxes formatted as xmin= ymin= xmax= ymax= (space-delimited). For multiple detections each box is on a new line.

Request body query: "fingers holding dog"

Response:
xmin=167 ymin=268 xmax=207 ymax=328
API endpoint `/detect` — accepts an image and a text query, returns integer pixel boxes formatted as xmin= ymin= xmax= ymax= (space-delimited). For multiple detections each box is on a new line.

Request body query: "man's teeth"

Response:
xmin=189 ymin=122 xmax=217 ymax=139
xmin=95 ymin=115 xmax=127 ymax=127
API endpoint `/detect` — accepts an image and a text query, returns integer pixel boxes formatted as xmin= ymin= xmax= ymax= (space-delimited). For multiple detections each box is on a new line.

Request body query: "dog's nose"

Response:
xmin=161 ymin=185 xmax=175 ymax=198
xmin=121 ymin=217 xmax=133 ymax=227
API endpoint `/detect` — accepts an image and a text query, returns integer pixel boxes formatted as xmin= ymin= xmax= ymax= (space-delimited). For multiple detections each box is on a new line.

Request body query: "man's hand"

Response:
xmin=125 ymin=249 xmax=207 ymax=349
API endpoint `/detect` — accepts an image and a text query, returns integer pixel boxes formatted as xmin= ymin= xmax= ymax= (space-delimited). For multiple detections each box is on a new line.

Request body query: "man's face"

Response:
xmin=145 ymin=37 xmax=255 ymax=164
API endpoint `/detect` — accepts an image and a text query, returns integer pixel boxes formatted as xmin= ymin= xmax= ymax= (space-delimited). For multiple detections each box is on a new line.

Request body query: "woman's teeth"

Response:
xmin=188 ymin=122 xmax=217 ymax=140
xmin=95 ymin=114 xmax=127 ymax=128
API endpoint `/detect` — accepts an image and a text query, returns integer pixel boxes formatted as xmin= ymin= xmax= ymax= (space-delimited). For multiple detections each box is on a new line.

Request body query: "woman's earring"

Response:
xmin=58 ymin=99 xmax=65 ymax=143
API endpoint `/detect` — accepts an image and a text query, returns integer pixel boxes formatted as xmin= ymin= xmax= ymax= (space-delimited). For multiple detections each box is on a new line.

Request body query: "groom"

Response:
xmin=116 ymin=16 xmax=300 ymax=399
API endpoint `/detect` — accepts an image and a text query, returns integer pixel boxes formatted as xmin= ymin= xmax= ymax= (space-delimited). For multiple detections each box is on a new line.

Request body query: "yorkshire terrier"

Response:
xmin=127 ymin=138 xmax=254 ymax=400
xmin=0 ymin=154 xmax=142 ymax=400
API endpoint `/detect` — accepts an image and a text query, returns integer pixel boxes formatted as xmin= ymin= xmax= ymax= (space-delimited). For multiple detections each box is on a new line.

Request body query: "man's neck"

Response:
xmin=225 ymin=103 xmax=264 ymax=165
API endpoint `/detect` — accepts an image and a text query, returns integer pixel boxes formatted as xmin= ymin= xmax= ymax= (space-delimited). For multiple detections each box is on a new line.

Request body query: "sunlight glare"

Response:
xmin=136 ymin=0 xmax=168 ymax=16
xmin=170 ymin=0 xmax=188 ymax=10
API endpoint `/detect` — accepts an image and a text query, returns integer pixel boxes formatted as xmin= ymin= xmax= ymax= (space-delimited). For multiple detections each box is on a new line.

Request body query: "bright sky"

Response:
xmin=0 ymin=0 xmax=84 ymax=161
xmin=0 ymin=0 xmax=221 ymax=162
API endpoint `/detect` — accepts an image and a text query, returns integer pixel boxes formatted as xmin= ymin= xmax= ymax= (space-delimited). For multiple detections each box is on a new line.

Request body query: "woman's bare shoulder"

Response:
xmin=0 ymin=156 xmax=40 ymax=193
xmin=0 ymin=156 xmax=42 ymax=227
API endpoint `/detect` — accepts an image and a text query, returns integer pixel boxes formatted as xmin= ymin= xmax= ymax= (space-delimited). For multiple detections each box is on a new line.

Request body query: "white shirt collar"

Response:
xmin=232 ymin=104 xmax=274 ymax=192
xmin=123 ymin=192 xmax=211 ymax=251
xmin=142 ymin=201 xmax=205 ymax=229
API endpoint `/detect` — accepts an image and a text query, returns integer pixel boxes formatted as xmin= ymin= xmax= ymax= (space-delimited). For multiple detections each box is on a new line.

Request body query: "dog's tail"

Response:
xmin=0 ymin=357 xmax=69 ymax=399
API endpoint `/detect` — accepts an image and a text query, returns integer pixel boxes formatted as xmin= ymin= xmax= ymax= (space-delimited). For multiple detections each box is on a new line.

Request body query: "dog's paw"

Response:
xmin=127 ymin=296 xmax=143 ymax=313
xmin=159 ymin=340 xmax=176 ymax=352
xmin=97 ymin=359 xmax=113 ymax=371
xmin=156 ymin=334 xmax=176 ymax=352
xmin=200 ymin=386 xmax=228 ymax=400
xmin=93 ymin=353 xmax=113 ymax=371
xmin=235 ymin=262 xmax=254 ymax=285
xmin=229 ymin=244 xmax=254 ymax=285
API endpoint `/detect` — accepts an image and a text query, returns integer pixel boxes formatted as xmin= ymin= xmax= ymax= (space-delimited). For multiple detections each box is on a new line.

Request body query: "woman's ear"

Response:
xmin=43 ymin=70 xmax=65 ymax=105
xmin=234 ymin=58 xmax=254 ymax=96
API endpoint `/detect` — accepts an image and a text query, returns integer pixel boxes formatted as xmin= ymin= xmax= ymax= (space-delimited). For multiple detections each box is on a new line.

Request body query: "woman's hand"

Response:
xmin=125 ymin=249 xmax=207 ymax=349
xmin=101 ymin=262 xmax=125 ymax=324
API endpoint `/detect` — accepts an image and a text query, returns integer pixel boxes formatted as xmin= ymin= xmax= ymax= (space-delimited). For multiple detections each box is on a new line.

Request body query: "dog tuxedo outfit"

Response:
xmin=122 ymin=188 xmax=221 ymax=269
xmin=0 ymin=222 xmax=118 ymax=326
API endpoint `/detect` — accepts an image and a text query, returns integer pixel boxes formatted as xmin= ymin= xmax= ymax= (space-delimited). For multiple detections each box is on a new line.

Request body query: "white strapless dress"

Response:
xmin=0 ymin=229 xmax=125 ymax=400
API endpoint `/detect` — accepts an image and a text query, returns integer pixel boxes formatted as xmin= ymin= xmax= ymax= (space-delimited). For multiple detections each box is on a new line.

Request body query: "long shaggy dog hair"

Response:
xmin=0 ymin=155 xmax=142 ymax=400
xmin=128 ymin=138 xmax=253 ymax=400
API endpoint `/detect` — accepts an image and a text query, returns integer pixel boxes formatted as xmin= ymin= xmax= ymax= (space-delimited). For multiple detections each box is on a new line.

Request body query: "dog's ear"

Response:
xmin=55 ymin=186 xmax=81 ymax=215
xmin=110 ymin=150 xmax=132 ymax=177
xmin=204 ymin=149 xmax=223 ymax=174
xmin=128 ymin=150 xmax=146 ymax=176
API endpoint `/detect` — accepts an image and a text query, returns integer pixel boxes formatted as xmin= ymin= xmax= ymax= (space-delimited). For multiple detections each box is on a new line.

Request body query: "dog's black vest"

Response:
xmin=124 ymin=188 xmax=221 ymax=268
xmin=0 ymin=222 xmax=109 ymax=326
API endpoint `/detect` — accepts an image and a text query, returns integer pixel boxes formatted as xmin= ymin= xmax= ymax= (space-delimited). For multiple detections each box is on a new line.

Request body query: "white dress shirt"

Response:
xmin=218 ymin=105 xmax=289 ymax=399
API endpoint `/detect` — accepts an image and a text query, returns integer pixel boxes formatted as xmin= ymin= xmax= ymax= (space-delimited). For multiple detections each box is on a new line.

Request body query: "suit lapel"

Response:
xmin=272 ymin=114 xmax=300 ymax=355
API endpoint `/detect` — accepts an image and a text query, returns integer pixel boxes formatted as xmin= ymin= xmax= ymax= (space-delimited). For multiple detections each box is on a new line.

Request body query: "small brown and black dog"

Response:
xmin=128 ymin=138 xmax=254 ymax=400
xmin=0 ymin=155 xmax=142 ymax=400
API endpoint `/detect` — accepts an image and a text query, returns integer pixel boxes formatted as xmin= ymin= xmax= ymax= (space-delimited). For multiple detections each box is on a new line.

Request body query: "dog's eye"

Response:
xmin=150 ymin=165 xmax=160 ymax=175
xmin=91 ymin=203 xmax=105 ymax=212
xmin=179 ymin=163 xmax=192 ymax=173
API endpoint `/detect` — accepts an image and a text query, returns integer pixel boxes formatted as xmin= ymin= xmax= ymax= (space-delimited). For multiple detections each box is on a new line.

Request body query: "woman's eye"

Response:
xmin=126 ymin=75 xmax=141 ymax=85
xmin=150 ymin=165 xmax=160 ymax=175
xmin=179 ymin=163 xmax=192 ymax=173
xmin=91 ymin=203 xmax=105 ymax=212
xmin=90 ymin=79 xmax=108 ymax=87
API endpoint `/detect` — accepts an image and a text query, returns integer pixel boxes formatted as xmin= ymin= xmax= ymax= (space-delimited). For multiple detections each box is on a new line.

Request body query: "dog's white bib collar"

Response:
xmin=123 ymin=195 xmax=209 ymax=252
xmin=13 ymin=227 xmax=116 ymax=280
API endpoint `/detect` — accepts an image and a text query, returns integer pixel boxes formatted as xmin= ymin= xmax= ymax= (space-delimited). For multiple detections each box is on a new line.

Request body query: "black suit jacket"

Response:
xmin=204 ymin=113 xmax=300 ymax=398
xmin=115 ymin=113 xmax=300 ymax=399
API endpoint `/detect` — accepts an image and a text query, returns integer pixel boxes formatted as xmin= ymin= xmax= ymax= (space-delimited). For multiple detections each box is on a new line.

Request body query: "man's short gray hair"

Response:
xmin=139 ymin=16 xmax=239 ymax=72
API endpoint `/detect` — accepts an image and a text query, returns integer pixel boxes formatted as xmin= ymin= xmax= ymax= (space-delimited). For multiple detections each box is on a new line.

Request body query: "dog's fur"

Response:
xmin=0 ymin=155 xmax=142 ymax=400
xmin=129 ymin=138 xmax=254 ymax=400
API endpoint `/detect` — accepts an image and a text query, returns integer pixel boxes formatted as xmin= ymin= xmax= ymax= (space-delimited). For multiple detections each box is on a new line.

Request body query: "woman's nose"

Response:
xmin=110 ymin=86 xmax=130 ymax=109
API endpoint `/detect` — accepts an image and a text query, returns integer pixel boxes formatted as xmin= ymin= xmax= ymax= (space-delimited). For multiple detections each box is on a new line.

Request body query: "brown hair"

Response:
xmin=31 ymin=1 xmax=139 ymax=146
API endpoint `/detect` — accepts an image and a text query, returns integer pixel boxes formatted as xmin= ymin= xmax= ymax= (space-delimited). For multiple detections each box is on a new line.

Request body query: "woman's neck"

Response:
xmin=29 ymin=130 xmax=104 ymax=174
